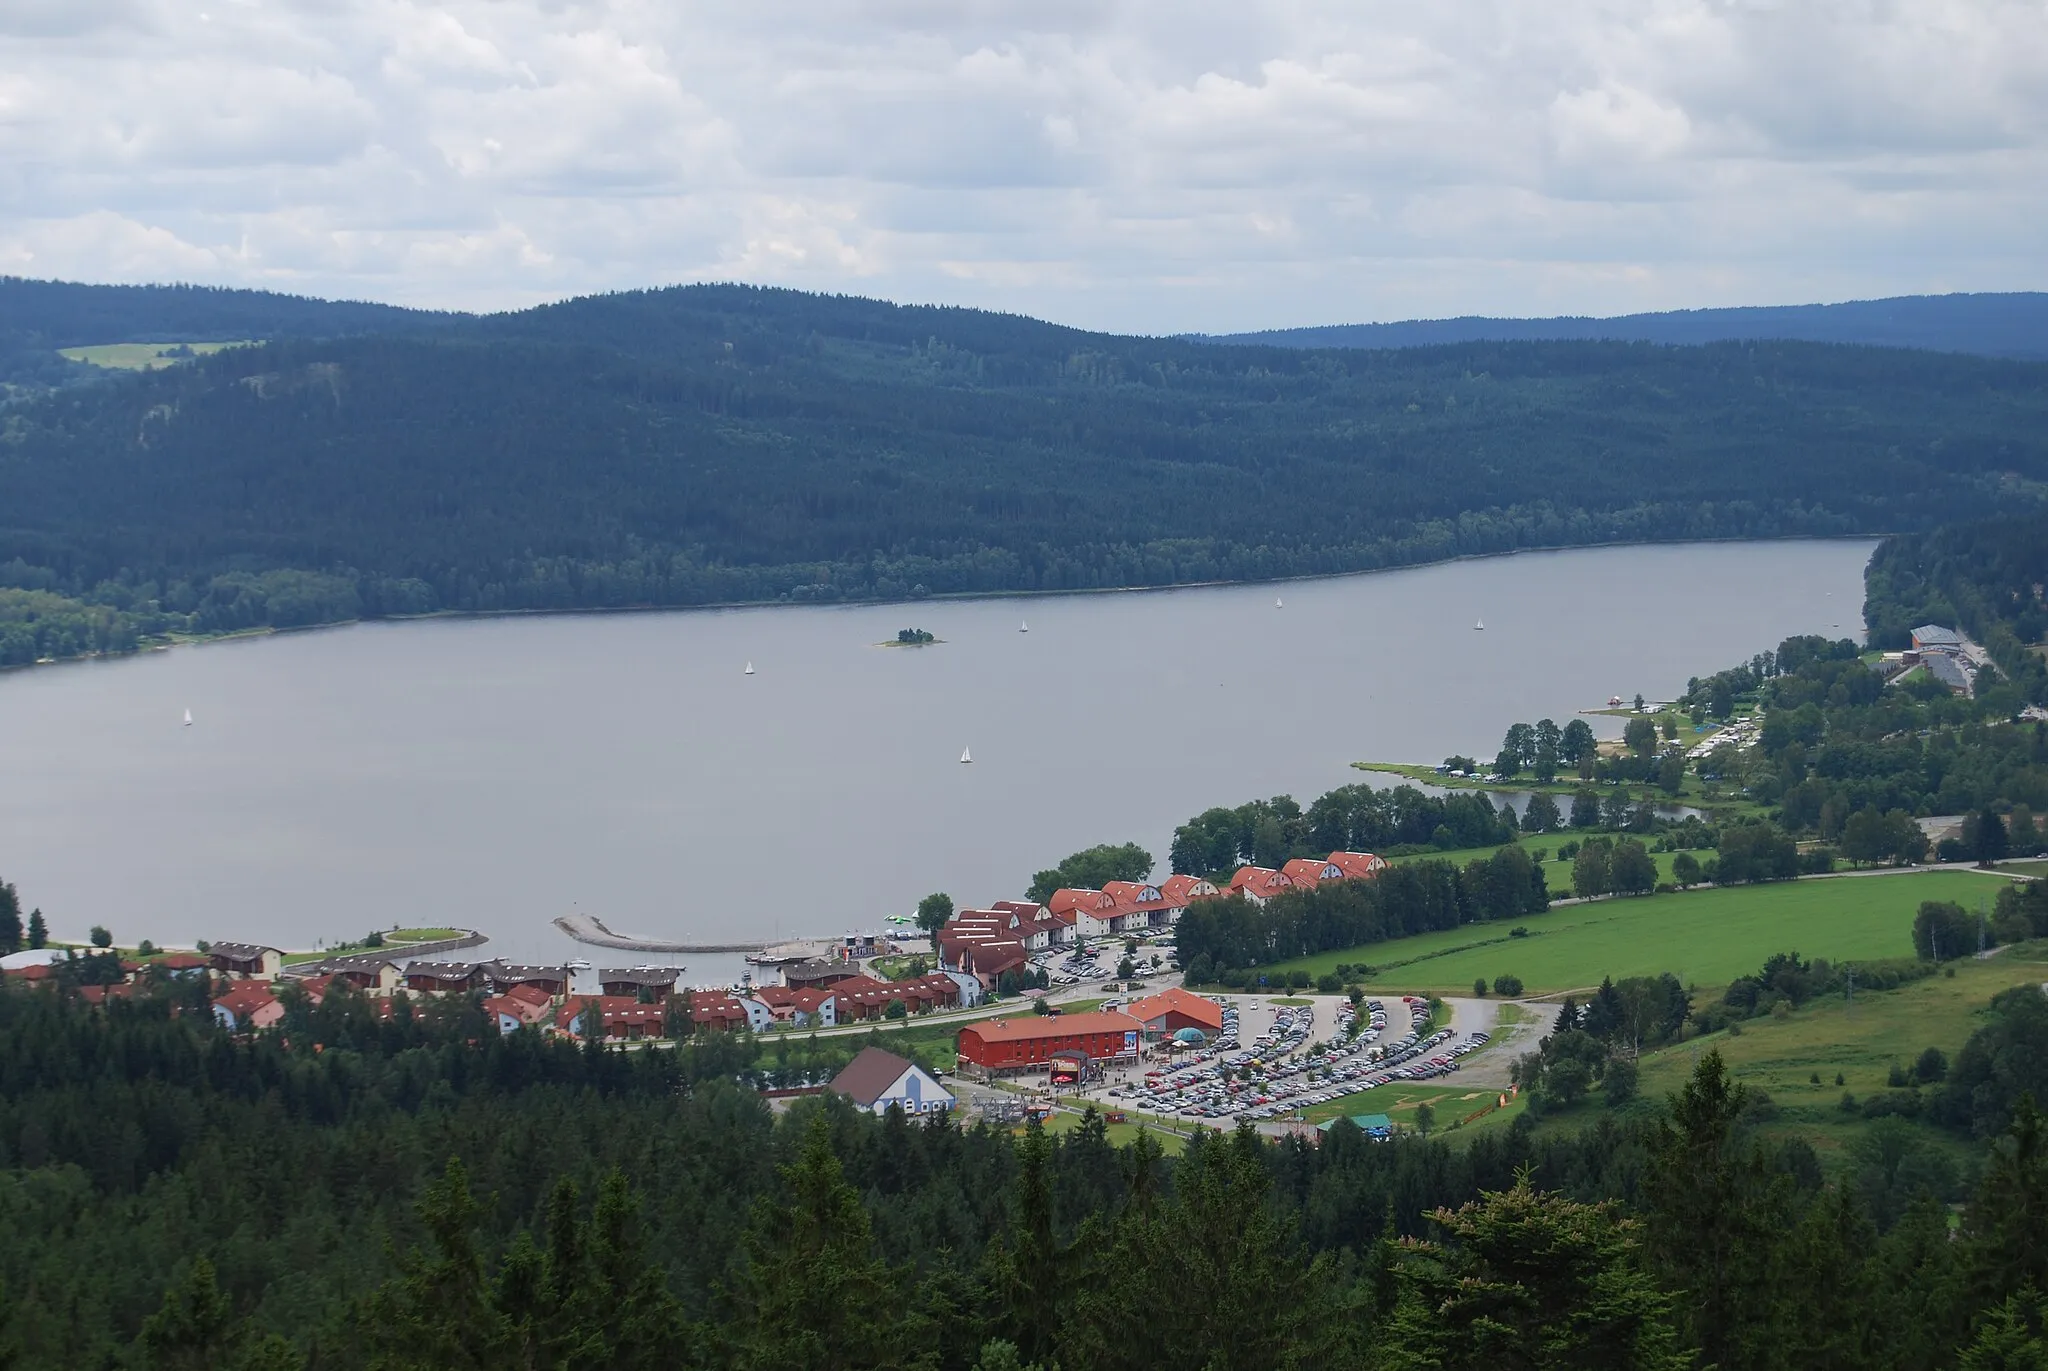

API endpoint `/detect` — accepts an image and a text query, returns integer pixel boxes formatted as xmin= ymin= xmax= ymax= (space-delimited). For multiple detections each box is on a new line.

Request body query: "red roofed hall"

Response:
xmin=1126 ymin=987 xmax=1226 ymax=1039
xmin=955 ymin=1011 xmax=1143 ymax=1077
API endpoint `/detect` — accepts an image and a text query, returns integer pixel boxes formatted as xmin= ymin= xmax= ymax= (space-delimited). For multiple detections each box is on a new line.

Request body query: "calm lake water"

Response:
xmin=0 ymin=539 xmax=1874 ymax=978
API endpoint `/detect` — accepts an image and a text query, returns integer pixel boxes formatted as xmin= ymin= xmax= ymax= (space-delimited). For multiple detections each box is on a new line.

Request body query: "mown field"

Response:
xmin=1256 ymin=869 xmax=2014 ymax=995
xmin=57 ymin=340 xmax=247 ymax=370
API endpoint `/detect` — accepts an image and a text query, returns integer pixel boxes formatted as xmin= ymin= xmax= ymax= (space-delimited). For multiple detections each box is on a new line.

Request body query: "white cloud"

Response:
xmin=0 ymin=0 xmax=2043 ymax=330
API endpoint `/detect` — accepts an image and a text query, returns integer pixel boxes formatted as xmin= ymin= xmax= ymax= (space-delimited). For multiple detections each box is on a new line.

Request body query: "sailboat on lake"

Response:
xmin=960 ymin=747 xmax=973 ymax=764
xmin=182 ymin=708 xmax=193 ymax=727
xmin=744 ymin=662 xmax=754 ymax=675
xmin=1020 ymin=620 xmax=1029 ymax=633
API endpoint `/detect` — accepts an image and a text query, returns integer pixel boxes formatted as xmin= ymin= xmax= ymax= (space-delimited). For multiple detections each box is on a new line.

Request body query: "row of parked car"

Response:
xmin=1103 ymin=996 xmax=1494 ymax=1123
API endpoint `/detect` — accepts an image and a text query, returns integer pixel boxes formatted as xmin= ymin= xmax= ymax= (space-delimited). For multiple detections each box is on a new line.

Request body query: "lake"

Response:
xmin=0 ymin=539 xmax=1875 ymax=980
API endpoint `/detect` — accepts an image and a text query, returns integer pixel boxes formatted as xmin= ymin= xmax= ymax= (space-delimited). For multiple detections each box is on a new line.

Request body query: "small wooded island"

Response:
xmin=881 ymin=628 xmax=939 ymax=647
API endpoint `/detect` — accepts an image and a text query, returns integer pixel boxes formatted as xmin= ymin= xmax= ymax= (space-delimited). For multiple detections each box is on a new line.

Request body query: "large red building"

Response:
xmin=955 ymin=1011 xmax=1143 ymax=1076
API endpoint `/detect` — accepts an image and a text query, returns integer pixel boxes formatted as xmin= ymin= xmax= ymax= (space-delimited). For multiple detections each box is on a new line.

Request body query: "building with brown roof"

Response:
xmin=828 ymin=1046 xmax=954 ymax=1116
xmin=781 ymin=959 xmax=864 ymax=991
xmin=404 ymin=961 xmax=483 ymax=994
xmin=688 ymin=990 xmax=758 ymax=1032
xmin=207 ymin=942 xmax=283 ymax=980
xmin=598 ymin=967 xmax=681 ymax=1001
xmin=318 ymin=957 xmax=404 ymax=995
xmin=484 ymin=963 xmax=571 ymax=996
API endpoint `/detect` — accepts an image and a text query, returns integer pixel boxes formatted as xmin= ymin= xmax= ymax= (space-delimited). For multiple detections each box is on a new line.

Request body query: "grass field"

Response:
xmin=58 ymin=341 xmax=248 ymax=370
xmin=1254 ymin=870 xmax=2014 ymax=995
xmin=1037 ymin=1109 xmax=1191 ymax=1154
xmin=1392 ymin=840 xmax=1741 ymax=896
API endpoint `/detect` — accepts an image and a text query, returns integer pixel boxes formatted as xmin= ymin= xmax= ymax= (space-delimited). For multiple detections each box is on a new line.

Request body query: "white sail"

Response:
xmin=1275 ymin=597 xmax=1284 ymax=608
xmin=1020 ymin=620 xmax=1029 ymax=633
xmin=1474 ymin=619 xmax=1484 ymax=631
xmin=744 ymin=661 xmax=755 ymax=675
xmin=182 ymin=708 xmax=192 ymax=727
xmin=960 ymin=747 xmax=973 ymax=764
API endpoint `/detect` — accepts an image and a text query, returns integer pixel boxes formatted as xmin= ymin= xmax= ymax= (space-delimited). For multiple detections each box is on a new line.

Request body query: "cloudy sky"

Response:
xmin=2 ymin=1 xmax=2044 ymax=333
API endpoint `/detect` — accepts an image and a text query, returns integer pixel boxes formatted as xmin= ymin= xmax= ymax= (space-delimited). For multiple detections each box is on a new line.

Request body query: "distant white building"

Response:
xmin=828 ymin=1046 xmax=955 ymax=1117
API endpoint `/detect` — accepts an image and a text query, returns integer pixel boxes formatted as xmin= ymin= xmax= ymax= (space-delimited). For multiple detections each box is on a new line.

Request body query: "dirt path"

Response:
xmin=1453 ymin=997 xmax=1552 ymax=1089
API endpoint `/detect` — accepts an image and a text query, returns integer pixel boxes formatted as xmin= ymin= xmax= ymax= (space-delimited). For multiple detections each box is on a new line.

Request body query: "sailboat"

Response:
xmin=1474 ymin=619 xmax=1484 ymax=631
xmin=1020 ymin=620 xmax=1029 ymax=633
xmin=744 ymin=662 xmax=755 ymax=675
xmin=960 ymin=747 xmax=973 ymax=764
xmin=182 ymin=708 xmax=193 ymax=727
xmin=1275 ymin=597 xmax=1284 ymax=609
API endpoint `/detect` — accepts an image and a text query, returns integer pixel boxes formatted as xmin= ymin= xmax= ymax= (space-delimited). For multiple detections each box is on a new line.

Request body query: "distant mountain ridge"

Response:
xmin=1197 ymin=293 xmax=2048 ymax=360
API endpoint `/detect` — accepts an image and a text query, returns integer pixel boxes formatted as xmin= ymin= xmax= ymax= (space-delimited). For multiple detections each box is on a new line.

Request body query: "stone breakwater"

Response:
xmin=553 ymin=912 xmax=768 ymax=954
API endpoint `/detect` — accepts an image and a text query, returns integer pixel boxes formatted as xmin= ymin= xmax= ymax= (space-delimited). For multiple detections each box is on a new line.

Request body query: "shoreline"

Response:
xmin=0 ymin=534 xmax=1880 ymax=678
xmin=1350 ymin=761 xmax=1746 ymax=812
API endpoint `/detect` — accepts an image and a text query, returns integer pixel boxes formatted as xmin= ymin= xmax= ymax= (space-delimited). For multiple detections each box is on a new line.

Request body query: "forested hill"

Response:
xmin=0 ymin=277 xmax=436 ymax=349
xmin=1207 ymin=292 xmax=2048 ymax=360
xmin=2 ymin=282 xmax=2048 ymax=665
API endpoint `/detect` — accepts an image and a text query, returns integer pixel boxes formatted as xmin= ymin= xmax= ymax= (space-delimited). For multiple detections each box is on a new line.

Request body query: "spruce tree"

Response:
xmin=25 ymin=909 xmax=45 ymax=950
xmin=0 ymin=882 xmax=19 ymax=954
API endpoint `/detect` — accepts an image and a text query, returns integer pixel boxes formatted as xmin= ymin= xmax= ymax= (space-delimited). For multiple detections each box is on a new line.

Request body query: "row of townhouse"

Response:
xmin=1224 ymin=851 xmax=1390 ymax=902
xmin=558 ymin=970 xmax=985 ymax=1043
xmin=932 ymin=855 xmax=1385 ymax=987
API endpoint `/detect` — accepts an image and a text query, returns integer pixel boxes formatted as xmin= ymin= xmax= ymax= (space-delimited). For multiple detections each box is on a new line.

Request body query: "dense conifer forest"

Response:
xmin=2 ymin=280 xmax=2047 ymax=666
xmin=5 ymin=974 xmax=2048 ymax=1369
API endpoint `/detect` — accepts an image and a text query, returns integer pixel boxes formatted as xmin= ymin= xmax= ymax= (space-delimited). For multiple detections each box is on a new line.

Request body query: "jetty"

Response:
xmin=554 ymin=912 xmax=769 ymax=955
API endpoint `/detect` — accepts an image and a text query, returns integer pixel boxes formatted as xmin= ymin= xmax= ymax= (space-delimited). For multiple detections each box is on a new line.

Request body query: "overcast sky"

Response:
xmin=2 ymin=1 xmax=2044 ymax=333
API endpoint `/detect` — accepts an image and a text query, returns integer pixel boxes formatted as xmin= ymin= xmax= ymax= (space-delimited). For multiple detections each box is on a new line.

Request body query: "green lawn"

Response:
xmin=388 ymin=927 xmax=465 ymax=942
xmin=1037 ymin=1109 xmax=1190 ymax=1154
xmin=58 ymin=341 xmax=248 ymax=370
xmin=1255 ymin=870 xmax=2013 ymax=995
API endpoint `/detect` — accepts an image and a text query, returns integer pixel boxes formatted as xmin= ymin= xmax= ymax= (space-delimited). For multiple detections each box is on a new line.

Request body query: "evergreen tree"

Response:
xmin=0 ymin=882 xmax=19 ymax=954
xmin=25 ymin=909 xmax=45 ymax=950
xmin=1641 ymin=1052 xmax=1792 ymax=1371
xmin=1379 ymin=1170 xmax=1692 ymax=1369
xmin=729 ymin=1113 xmax=902 ymax=1371
xmin=363 ymin=1158 xmax=510 ymax=1370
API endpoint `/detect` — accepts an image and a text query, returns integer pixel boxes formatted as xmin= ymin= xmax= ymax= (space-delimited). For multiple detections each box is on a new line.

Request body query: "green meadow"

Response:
xmin=1256 ymin=869 xmax=2014 ymax=995
xmin=58 ymin=341 xmax=247 ymax=370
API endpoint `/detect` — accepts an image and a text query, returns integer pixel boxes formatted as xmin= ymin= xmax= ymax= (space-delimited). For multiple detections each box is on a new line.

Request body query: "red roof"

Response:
xmin=559 ymin=995 xmax=668 ymax=1034
xmin=1279 ymin=858 xmax=1345 ymax=889
xmin=1102 ymin=881 xmax=1168 ymax=916
xmin=213 ymin=984 xmax=279 ymax=1016
xmin=502 ymin=982 xmax=552 ymax=1008
xmin=7 ymin=964 xmax=54 ymax=982
xmin=1158 ymin=874 xmax=1222 ymax=904
xmin=485 ymin=992 xmax=551 ymax=1025
xmin=1126 ymin=987 xmax=1225 ymax=1031
xmin=1227 ymin=866 xmax=1294 ymax=897
xmin=1047 ymin=888 xmax=1114 ymax=917
xmin=958 ymin=1011 xmax=1143 ymax=1047
xmin=156 ymin=953 xmax=209 ymax=970
xmin=1326 ymin=851 xmax=1387 ymax=880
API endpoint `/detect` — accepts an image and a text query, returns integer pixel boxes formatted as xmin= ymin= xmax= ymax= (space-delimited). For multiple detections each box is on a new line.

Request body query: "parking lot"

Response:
xmin=1073 ymin=992 xmax=1497 ymax=1128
